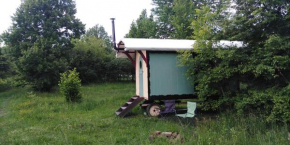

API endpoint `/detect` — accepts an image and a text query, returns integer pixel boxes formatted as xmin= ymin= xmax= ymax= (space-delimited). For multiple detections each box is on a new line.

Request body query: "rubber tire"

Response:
xmin=146 ymin=103 xmax=161 ymax=117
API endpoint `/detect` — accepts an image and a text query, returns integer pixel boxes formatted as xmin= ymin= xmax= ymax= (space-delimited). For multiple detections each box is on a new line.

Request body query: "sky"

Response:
xmin=0 ymin=0 xmax=154 ymax=42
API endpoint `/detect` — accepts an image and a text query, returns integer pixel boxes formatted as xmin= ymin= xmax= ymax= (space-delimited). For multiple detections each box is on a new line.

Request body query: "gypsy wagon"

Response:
xmin=110 ymin=19 xmax=244 ymax=117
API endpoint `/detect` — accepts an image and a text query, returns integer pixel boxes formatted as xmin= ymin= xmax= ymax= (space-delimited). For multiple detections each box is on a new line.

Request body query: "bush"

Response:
xmin=70 ymin=37 xmax=110 ymax=83
xmin=105 ymin=58 xmax=135 ymax=82
xmin=59 ymin=68 xmax=82 ymax=103
xmin=0 ymin=78 xmax=10 ymax=92
xmin=70 ymin=36 xmax=135 ymax=83
xmin=179 ymin=6 xmax=290 ymax=123
xmin=18 ymin=38 xmax=68 ymax=91
xmin=0 ymin=47 xmax=10 ymax=78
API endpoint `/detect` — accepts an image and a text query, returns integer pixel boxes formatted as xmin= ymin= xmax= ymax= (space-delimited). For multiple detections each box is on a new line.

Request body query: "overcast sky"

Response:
xmin=0 ymin=0 xmax=153 ymax=42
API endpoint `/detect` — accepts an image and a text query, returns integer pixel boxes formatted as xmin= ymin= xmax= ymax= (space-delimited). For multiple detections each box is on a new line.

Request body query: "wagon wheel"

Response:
xmin=146 ymin=103 xmax=161 ymax=117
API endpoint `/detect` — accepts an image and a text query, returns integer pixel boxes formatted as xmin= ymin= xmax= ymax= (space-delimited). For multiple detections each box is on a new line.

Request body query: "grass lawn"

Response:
xmin=0 ymin=83 xmax=289 ymax=144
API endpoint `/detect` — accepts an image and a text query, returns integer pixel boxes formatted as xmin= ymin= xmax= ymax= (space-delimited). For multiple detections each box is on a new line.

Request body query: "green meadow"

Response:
xmin=0 ymin=83 xmax=289 ymax=144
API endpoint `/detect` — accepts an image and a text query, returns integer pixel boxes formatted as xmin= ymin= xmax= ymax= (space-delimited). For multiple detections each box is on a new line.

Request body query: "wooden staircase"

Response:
xmin=116 ymin=96 xmax=144 ymax=117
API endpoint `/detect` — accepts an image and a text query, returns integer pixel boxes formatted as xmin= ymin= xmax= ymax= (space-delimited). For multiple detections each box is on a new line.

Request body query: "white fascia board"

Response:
xmin=119 ymin=38 xmax=245 ymax=51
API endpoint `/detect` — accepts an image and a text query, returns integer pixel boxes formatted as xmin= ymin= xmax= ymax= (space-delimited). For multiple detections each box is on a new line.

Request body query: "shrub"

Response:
xmin=0 ymin=78 xmax=10 ymax=92
xmin=70 ymin=36 xmax=135 ymax=83
xmin=70 ymin=37 xmax=110 ymax=83
xmin=0 ymin=47 xmax=10 ymax=78
xmin=179 ymin=6 xmax=290 ymax=123
xmin=59 ymin=68 xmax=82 ymax=103
xmin=18 ymin=38 xmax=69 ymax=91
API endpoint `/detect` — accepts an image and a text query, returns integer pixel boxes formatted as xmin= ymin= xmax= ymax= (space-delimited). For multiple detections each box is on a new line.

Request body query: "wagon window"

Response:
xmin=140 ymin=61 xmax=142 ymax=69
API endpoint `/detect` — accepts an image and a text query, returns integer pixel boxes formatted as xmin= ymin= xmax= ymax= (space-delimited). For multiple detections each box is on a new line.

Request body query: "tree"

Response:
xmin=170 ymin=0 xmax=195 ymax=39
xmin=152 ymin=0 xmax=175 ymax=38
xmin=179 ymin=5 xmax=237 ymax=111
xmin=178 ymin=1 xmax=290 ymax=123
xmin=152 ymin=0 xmax=229 ymax=39
xmin=85 ymin=24 xmax=110 ymax=40
xmin=0 ymin=48 xmax=9 ymax=78
xmin=85 ymin=24 xmax=112 ymax=52
xmin=229 ymin=0 xmax=290 ymax=123
xmin=126 ymin=9 xmax=157 ymax=38
xmin=1 ymin=0 xmax=85 ymax=91
xmin=70 ymin=36 xmax=110 ymax=83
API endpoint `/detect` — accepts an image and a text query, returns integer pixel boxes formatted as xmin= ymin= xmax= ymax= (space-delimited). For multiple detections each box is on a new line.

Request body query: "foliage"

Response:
xmin=0 ymin=83 xmax=289 ymax=144
xmin=236 ymin=87 xmax=290 ymax=123
xmin=18 ymin=38 xmax=69 ymax=91
xmin=152 ymin=0 xmax=175 ymax=38
xmin=152 ymin=0 xmax=229 ymax=39
xmin=59 ymin=68 xmax=82 ymax=102
xmin=0 ymin=48 xmax=10 ymax=78
xmin=229 ymin=0 xmax=290 ymax=123
xmin=179 ymin=5 xmax=234 ymax=111
xmin=126 ymin=9 xmax=157 ymax=38
xmin=105 ymin=58 xmax=135 ymax=82
xmin=170 ymin=0 xmax=195 ymax=39
xmin=70 ymin=35 xmax=134 ymax=83
xmin=230 ymin=0 xmax=290 ymax=46
xmin=70 ymin=36 xmax=110 ymax=83
xmin=1 ymin=0 xmax=85 ymax=91
xmin=179 ymin=1 xmax=290 ymax=123
xmin=0 ymin=78 xmax=10 ymax=92
xmin=85 ymin=24 xmax=113 ymax=53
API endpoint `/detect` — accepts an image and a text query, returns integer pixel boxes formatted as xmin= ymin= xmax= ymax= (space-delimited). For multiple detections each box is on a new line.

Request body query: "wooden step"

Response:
xmin=116 ymin=96 xmax=144 ymax=117
xmin=116 ymin=111 xmax=121 ymax=115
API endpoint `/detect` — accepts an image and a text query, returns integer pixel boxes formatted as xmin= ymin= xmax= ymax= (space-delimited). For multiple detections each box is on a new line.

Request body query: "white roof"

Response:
xmin=117 ymin=38 xmax=245 ymax=51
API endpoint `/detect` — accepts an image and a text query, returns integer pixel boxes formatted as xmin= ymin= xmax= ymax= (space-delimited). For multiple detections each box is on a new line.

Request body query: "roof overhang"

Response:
xmin=115 ymin=38 xmax=245 ymax=52
xmin=115 ymin=38 xmax=245 ymax=59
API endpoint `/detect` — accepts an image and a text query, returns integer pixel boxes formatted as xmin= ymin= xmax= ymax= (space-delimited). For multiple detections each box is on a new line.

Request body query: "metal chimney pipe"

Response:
xmin=110 ymin=18 xmax=117 ymax=50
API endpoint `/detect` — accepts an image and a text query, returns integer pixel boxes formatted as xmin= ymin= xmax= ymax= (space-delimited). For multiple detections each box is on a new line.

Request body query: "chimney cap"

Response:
xmin=110 ymin=18 xmax=115 ymax=20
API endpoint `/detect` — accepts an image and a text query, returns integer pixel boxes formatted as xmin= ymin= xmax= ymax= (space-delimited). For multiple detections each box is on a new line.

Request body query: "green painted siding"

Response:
xmin=149 ymin=53 xmax=194 ymax=96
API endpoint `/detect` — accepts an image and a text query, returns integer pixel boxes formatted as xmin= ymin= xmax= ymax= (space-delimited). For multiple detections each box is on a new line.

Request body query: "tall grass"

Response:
xmin=0 ymin=83 xmax=289 ymax=144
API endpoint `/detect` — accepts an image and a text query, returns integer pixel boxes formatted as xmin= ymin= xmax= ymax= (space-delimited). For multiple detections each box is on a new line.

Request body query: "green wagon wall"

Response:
xmin=149 ymin=52 xmax=194 ymax=96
